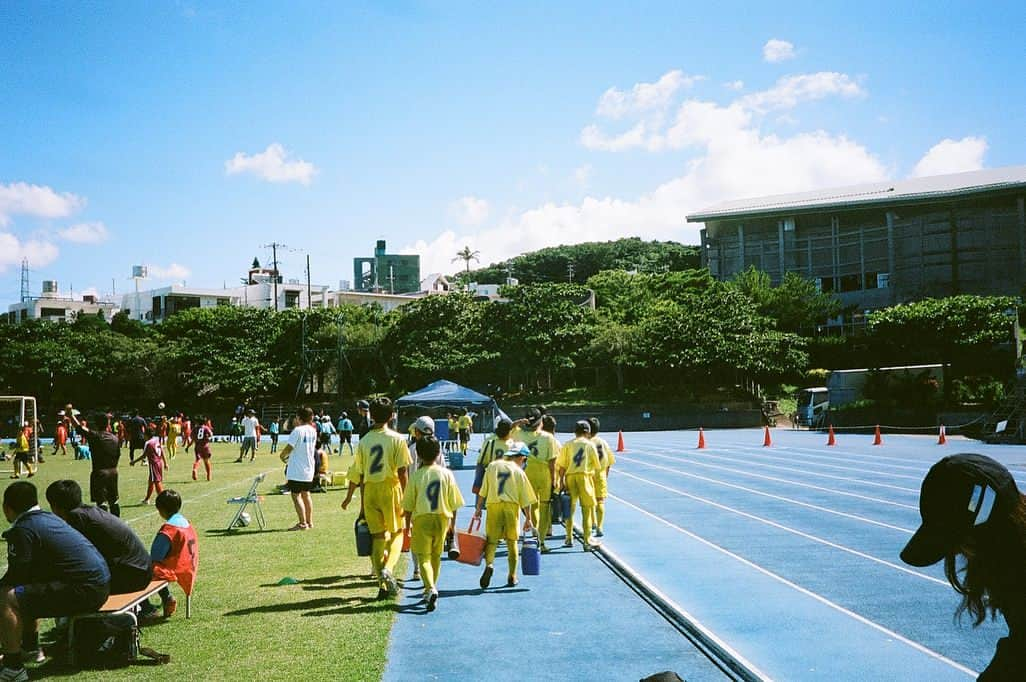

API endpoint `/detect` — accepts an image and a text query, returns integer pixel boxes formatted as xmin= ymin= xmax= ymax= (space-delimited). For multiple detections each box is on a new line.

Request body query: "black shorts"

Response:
xmin=90 ymin=468 xmax=119 ymax=506
xmin=110 ymin=563 xmax=153 ymax=595
xmin=287 ymin=480 xmax=314 ymax=493
xmin=13 ymin=580 xmax=109 ymax=619
xmin=14 ymin=452 xmax=29 ymax=464
xmin=340 ymin=431 xmax=352 ymax=445
xmin=458 ymin=429 xmax=470 ymax=443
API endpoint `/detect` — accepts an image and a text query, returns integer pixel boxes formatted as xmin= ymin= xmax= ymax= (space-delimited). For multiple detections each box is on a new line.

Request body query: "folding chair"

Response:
xmin=226 ymin=473 xmax=267 ymax=530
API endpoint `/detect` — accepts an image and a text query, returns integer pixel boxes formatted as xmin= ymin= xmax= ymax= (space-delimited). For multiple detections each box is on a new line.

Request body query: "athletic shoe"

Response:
xmin=540 ymin=544 xmax=551 ymax=554
xmin=584 ymin=542 xmax=599 ymax=551
xmin=191 ymin=470 xmax=197 ymax=481
xmin=26 ymin=473 xmax=34 ymax=478
xmin=447 ymin=549 xmax=460 ymax=560
xmin=595 ymin=528 xmax=604 ymax=538
xmin=139 ymin=499 xmax=150 ymax=505
xmin=375 ymin=588 xmax=389 ymax=601
xmin=506 ymin=576 xmax=518 ymax=587
xmin=426 ymin=591 xmax=438 ymax=612
xmin=0 ymin=666 xmax=28 ymax=681
xmin=562 ymin=540 xmax=573 ymax=548
xmin=233 ymin=458 xmax=243 ymax=463
xmin=479 ymin=565 xmax=493 ymax=589
xmin=381 ymin=569 xmax=399 ymax=596
xmin=163 ymin=598 xmax=177 ymax=618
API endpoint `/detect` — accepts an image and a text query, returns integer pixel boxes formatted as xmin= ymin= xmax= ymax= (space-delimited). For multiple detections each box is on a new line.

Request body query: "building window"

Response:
xmin=780 ymin=217 xmax=796 ymax=232
xmin=876 ymin=272 xmax=890 ymax=289
xmin=839 ymin=273 xmax=862 ymax=292
xmin=285 ymin=291 xmax=300 ymax=308
xmin=816 ymin=277 xmax=836 ymax=293
xmin=40 ymin=307 xmax=67 ymax=318
xmin=217 ymin=298 xmax=231 ymax=306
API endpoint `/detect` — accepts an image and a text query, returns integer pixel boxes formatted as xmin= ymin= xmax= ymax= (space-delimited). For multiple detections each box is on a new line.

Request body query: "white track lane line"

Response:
xmin=624 ymin=449 xmax=919 ymax=509
xmin=617 ymin=454 xmax=914 ymax=534
xmin=615 ymin=469 xmax=945 ymax=586
xmin=636 ymin=446 xmax=920 ymax=494
xmin=609 ymin=493 xmax=978 ymax=679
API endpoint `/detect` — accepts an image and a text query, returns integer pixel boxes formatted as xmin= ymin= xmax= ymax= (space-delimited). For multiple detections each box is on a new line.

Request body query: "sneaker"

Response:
xmin=426 ymin=591 xmax=438 ymax=612
xmin=479 ymin=565 xmax=493 ymax=589
xmin=584 ymin=542 xmax=600 ymax=551
xmin=562 ymin=540 xmax=573 ymax=548
xmin=595 ymin=528 xmax=605 ymax=538
xmin=381 ymin=569 xmax=399 ymax=596
xmin=506 ymin=576 xmax=518 ymax=587
xmin=163 ymin=597 xmax=177 ymax=618
xmin=375 ymin=588 xmax=389 ymax=601
xmin=540 ymin=544 xmax=551 ymax=554
xmin=234 ymin=458 xmax=243 ymax=463
xmin=139 ymin=499 xmax=150 ymax=505
xmin=0 ymin=666 xmax=28 ymax=682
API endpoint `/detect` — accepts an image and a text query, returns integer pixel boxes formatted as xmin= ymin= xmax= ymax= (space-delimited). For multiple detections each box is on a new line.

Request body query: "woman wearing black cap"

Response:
xmin=901 ymin=453 xmax=1026 ymax=680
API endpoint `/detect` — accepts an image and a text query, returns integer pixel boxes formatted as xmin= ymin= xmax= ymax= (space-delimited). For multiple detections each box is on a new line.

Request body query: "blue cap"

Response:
xmin=506 ymin=441 xmax=531 ymax=457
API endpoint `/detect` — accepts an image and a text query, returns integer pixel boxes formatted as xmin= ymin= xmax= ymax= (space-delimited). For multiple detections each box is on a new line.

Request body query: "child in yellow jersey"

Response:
xmin=474 ymin=443 xmax=536 ymax=589
xmin=456 ymin=409 xmax=473 ymax=455
xmin=341 ymin=397 xmax=413 ymax=600
xmin=473 ymin=419 xmax=513 ymax=497
xmin=587 ymin=417 xmax=615 ymax=538
xmin=557 ymin=421 xmax=601 ymax=551
xmin=516 ymin=416 xmax=560 ymax=553
xmin=402 ymin=435 xmax=464 ymax=612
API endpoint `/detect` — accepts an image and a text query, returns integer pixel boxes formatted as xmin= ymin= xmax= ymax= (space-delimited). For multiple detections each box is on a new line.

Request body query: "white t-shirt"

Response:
xmin=242 ymin=416 xmax=260 ymax=438
xmin=286 ymin=423 xmax=318 ymax=482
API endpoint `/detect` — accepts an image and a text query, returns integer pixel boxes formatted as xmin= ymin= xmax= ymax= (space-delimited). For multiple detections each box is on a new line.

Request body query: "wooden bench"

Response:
xmin=68 ymin=580 xmax=183 ymax=665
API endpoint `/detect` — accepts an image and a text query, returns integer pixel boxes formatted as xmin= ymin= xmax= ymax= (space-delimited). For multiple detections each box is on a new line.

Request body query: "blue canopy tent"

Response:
xmin=395 ymin=380 xmax=507 ymax=438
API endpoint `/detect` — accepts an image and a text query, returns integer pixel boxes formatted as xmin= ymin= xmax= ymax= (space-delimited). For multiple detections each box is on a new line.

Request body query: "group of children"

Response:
xmin=340 ymin=399 xmax=614 ymax=611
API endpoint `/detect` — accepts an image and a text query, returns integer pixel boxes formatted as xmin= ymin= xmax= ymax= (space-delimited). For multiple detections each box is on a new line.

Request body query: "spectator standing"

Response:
xmin=354 ymin=400 xmax=371 ymax=439
xmin=337 ymin=412 xmax=354 ymax=453
xmin=66 ymin=405 xmax=123 ymax=517
xmin=278 ymin=407 xmax=318 ymax=531
xmin=268 ymin=418 xmax=280 ymax=454
xmin=0 ymin=481 xmax=110 ymax=681
xmin=236 ymin=410 xmax=260 ymax=462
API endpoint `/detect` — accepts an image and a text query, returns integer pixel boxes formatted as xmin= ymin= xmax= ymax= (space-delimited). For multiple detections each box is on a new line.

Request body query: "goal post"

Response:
xmin=0 ymin=396 xmax=40 ymax=463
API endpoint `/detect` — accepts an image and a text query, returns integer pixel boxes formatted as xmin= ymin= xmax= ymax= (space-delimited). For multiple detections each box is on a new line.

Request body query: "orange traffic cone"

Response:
xmin=827 ymin=425 xmax=836 ymax=446
xmin=697 ymin=428 xmax=706 ymax=449
xmin=616 ymin=431 xmax=626 ymax=452
xmin=873 ymin=425 xmax=883 ymax=446
xmin=938 ymin=424 xmax=947 ymax=445
xmin=763 ymin=425 xmax=772 ymax=447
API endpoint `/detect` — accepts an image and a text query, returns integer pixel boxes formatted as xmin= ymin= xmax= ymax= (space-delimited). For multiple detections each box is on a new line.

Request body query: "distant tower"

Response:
xmin=19 ymin=259 xmax=29 ymax=302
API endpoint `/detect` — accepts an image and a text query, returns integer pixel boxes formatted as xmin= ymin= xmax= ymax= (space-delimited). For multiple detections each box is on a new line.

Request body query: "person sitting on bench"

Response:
xmin=45 ymin=480 xmax=153 ymax=595
xmin=139 ymin=490 xmax=196 ymax=621
xmin=0 ymin=481 xmax=111 ymax=681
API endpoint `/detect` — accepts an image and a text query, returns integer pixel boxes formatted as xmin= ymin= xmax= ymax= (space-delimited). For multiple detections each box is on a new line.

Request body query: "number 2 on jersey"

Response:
xmin=369 ymin=445 xmax=385 ymax=474
xmin=425 ymin=480 xmax=441 ymax=511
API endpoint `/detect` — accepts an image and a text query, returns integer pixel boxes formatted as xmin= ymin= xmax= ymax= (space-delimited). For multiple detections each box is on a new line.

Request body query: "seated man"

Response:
xmin=0 ymin=482 xmax=111 ymax=681
xmin=45 ymin=480 xmax=153 ymax=595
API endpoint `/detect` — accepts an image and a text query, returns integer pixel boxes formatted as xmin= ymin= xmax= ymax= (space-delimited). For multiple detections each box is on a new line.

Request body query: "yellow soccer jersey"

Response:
xmin=557 ymin=437 xmax=601 ymax=476
xmin=509 ymin=425 xmax=535 ymax=443
xmin=593 ymin=437 xmax=616 ymax=475
xmin=523 ymin=430 xmax=559 ymax=474
xmin=457 ymin=415 xmax=473 ymax=431
xmin=477 ymin=434 xmax=513 ymax=467
xmin=402 ymin=464 xmax=465 ymax=520
xmin=351 ymin=427 xmax=412 ymax=485
xmin=479 ymin=458 xmax=537 ymax=508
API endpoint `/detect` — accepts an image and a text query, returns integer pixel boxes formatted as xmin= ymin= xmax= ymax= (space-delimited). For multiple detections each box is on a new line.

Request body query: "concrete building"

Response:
xmin=353 ymin=240 xmax=420 ymax=294
xmin=323 ymin=289 xmax=429 ymax=313
xmin=687 ymin=166 xmax=1026 ymax=331
xmin=7 ymin=281 xmax=118 ymax=323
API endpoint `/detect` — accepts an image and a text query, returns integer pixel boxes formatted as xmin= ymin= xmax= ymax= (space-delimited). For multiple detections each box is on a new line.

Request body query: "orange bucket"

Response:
xmin=455 ymin=517 xmax=487 ymax=566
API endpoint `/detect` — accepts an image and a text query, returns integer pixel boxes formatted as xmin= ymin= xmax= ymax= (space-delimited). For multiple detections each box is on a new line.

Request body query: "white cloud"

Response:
xmin=724 ymin=80 xmax=745 ymax=91
xmin=147 ymin=263 xmax=192 ymax=281
xmin=58 ymin=221 xmax=109 ymax=244
xmin=912 ymin=136 xmax=988 ymax=177
xmin=573 ymin=164 xmax=594 ymax=188
xmin=580 ymin=121 xmax=654 ymax=152
xmin=0 ymin=182 xmax=84 ymax=226
xmin=224 ymin=143 xmax=317 ymax=185
xmin=0 ymin=233 xmax=59 ymax=272
xmin=595 ymin=70 xmax=703 ymax=119
xmin=738 ymin=72 xmax=864 ymax=113
xmin=763 ymin=39 xmax=796 ymax=63
xmin=449 ymin=196 xmax=490 ymax=226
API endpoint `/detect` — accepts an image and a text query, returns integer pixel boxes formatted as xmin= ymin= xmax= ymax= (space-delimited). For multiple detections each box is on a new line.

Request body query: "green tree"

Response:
xmin=728 ymin=266 xmax=842 ymax=333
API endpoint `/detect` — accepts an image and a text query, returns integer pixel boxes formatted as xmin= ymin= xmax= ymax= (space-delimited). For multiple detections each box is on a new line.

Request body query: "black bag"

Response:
xmin=72 ymin=613 xmax=139 ymax=669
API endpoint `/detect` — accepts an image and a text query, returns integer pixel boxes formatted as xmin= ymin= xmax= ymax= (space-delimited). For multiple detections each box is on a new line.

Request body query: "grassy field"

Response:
xmin=1 ymin=442 xmax=398 ymax=681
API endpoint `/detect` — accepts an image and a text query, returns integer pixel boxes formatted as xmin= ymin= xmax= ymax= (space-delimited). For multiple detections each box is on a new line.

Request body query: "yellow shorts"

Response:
xmin=410 ymin=514 xmax=449 ymax=557
xmin=566 ymin=473 xmax=596 ymax=508
xmin=593 ymin=473 xmax=608 ymax=500
xmin=363 ymin=481 xmax=403 ymax=535
xmin=485 ymin=501 xmax=521 ymax=542
xmin=526 ymin=464 xmax=552 ymax=503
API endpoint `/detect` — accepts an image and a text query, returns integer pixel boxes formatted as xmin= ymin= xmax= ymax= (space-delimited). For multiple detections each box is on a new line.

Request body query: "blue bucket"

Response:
xmin=550 ymin=494 xmax=563 ymax=525
xmin=521 ymin=534 xmax=541 ymax=576
xmin=355 ymin=518 xmax=372 ymax=557
xmin=448 ymin=450 xmax=464 ymax=469
xmin=559 ymin=491 xmax=572 ymax=521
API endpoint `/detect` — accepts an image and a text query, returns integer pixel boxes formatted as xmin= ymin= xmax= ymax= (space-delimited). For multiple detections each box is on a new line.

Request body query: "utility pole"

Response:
xmin=388 ymin=264 xmax=395 ymax=294
xmin=567 ymin=262 xmax=575 ymax=283
xmin=306 ymin=254 xmax=312 ymax=309
xmin=262 ymin=242 xmax=287 ymax=311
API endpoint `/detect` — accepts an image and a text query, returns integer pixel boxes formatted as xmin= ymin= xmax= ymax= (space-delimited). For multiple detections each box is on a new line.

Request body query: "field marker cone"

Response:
xmin=763 ymin=425 xmax=772 ymax=447
xmin=873 ymin=425 xmax=883 ymax=446
xmin=827 ymin=425 xmax=836 ymax=446
xmin=938 ymin=424 xmax=947 ymax=445
xmin=697 ymin=428 xmax=706 ymax=449
xmin=616 ymin=431 xmax=626 ymax=452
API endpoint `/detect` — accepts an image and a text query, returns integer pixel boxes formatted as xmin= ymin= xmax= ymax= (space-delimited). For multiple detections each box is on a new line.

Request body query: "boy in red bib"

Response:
xmin=141 ymin=489 xmax=197 ymax=620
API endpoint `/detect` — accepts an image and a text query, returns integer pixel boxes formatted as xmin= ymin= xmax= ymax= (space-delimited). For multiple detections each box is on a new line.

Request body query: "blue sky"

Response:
xmin=1 ymin=1 xmax=1024 ymax=302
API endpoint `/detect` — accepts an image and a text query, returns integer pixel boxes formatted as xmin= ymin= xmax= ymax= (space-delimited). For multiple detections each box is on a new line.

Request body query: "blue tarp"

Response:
xmin=396 ymin=380 xmax=494 ymax=407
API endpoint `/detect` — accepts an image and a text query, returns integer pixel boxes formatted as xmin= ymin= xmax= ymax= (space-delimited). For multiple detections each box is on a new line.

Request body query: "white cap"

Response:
xmin=412 ymin=416 xmax=435 ymax=434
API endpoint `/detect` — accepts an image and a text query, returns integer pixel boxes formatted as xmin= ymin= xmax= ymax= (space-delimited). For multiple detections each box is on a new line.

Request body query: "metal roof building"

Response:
xmin=687 ymin=166 xmax=1026 ymax=331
